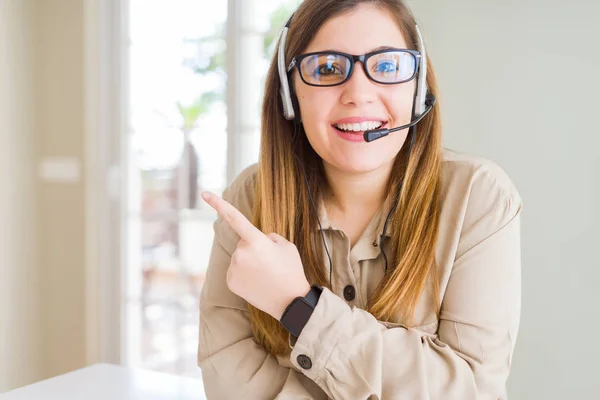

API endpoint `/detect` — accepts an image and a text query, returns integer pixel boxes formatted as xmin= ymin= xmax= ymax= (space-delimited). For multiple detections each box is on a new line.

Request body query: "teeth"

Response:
xmin=334 ymin=121 xmax=383 ymax=132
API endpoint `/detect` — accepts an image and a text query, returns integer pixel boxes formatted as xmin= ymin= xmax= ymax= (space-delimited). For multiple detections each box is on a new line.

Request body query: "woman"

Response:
xmin=198 ymin=0 xmax=522 ymax=399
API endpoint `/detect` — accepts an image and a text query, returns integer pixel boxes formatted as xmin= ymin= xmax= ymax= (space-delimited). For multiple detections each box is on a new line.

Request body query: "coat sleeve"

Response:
xmin=288 ymin=191 xmax=522 ymax=400
xmin=197 ymin=176 xmax=328 ymax=400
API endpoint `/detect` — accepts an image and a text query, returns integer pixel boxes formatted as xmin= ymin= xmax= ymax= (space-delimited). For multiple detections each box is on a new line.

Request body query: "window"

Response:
xmin=124 ymin=0 xmax=303 ymax=378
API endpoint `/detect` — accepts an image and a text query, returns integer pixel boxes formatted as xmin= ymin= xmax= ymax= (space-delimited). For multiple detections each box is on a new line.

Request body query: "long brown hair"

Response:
xmin=250 ymin=0 xmax=442 ymax=356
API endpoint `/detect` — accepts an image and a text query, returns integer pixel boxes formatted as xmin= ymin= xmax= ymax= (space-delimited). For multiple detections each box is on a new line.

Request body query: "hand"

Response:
xmin=201 ymin=191 xmax=311 ymax=320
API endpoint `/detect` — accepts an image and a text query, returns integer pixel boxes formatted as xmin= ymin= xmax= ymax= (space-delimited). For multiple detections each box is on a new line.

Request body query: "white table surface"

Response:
xmin=1 ymin=363 xmax=207 ymax=400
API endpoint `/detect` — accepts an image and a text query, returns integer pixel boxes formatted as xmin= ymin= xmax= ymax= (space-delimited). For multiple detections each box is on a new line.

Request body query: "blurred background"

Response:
xmin=0 ymin=0 xmax=598 ymax=399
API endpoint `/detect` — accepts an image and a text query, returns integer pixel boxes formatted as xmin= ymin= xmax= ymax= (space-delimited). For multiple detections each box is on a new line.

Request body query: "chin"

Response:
xmin=331 ymin=157 xmax=385 ymax=174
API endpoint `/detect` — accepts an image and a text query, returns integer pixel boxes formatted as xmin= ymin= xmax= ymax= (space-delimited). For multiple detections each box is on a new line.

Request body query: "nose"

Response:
xmin=339 ymin=61 xmax=377 ymax=106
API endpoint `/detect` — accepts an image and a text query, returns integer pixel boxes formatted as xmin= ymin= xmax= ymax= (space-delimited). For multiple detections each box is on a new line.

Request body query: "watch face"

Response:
xmin=281 ymin=299 xmax=313 ymax=337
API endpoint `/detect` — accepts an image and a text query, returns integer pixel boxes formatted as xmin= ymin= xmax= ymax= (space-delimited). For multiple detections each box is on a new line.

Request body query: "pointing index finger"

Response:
xmin=201 ymin=191 xmax=264 ymax=243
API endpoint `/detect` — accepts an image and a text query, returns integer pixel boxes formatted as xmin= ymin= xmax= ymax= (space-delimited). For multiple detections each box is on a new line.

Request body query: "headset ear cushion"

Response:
xmin=277 ymin=27 xmax=296 ymax=121
xmin=279 ymin=75 xmax=295 ymax=121
xmin=279 ymin=85 xmax=292 ymax=120
xmin=289 ymin=81 xmax=301 ymax=124
xmin=425 ymin=93 xmax=436 ymax=107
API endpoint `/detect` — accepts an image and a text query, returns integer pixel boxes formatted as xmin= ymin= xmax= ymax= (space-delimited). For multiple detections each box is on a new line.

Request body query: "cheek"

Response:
xmin=386 ymin=83 xmax=417 ymax=125
xmin=296 ymin=91 xmax=333 ymax=134
xmin=299 ymin=96 xmax=330 ymax=152
xmin=293 ymin=75 xmax=335 ymax=125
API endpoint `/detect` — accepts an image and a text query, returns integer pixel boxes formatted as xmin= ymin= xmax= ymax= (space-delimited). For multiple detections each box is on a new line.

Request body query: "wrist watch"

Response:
xmin=280 ymin=284 xmax=323 ymax=338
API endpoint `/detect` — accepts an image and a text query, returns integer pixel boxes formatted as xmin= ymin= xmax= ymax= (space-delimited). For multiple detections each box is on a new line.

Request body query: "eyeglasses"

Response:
xmin=287 ymin=48 xmax=420 ymax=87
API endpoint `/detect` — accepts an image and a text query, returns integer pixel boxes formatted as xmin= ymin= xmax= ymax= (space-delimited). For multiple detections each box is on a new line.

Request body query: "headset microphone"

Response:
xmin=363 ymin=93 xmax=436 ymax=142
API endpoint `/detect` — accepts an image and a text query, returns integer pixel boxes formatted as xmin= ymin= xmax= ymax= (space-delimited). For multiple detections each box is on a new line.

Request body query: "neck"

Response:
xmin=322 ymin=160 xmax=394 ymax=214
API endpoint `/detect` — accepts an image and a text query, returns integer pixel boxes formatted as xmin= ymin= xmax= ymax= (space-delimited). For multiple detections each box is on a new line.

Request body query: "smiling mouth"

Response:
xmin=332 ymin=121 xmax=388 ymax=133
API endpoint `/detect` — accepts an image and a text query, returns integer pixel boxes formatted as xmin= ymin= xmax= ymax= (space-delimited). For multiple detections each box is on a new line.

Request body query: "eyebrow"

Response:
xmin=369 ymin=45 xmax=398 ymax=52
xmin=319 ymin=45 xmax=400 ymax=54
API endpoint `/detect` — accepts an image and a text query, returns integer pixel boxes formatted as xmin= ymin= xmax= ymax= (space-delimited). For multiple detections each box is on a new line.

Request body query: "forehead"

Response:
xmin=303 ymin=3 xmax=409 ymax=54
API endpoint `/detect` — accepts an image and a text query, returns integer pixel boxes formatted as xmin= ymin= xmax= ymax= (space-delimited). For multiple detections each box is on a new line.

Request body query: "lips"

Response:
xmin=330 ymin=122 xmax=388 ymax=143
xmin=332 ymin=121 xmax=388 ymax=133
xmin=331 ymin=116 xmax=387 ymax=124
xmin=331 ymin=116 xmax=388 ymax=134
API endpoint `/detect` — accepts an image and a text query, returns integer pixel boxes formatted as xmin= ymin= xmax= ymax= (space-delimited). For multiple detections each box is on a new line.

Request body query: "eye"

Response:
xmin=316 ymin=63 xmax=344 ymax=76
xmin=373 ymin=60 xmax=398 ymax=74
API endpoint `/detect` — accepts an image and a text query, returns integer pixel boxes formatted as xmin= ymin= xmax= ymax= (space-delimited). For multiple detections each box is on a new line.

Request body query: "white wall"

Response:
xmin=407 ymin=0 xmax=600 ymax=398
xmin=35 ymin=0 xmax=88 ymax=379
xmin=1 ymin=0 xmax=89 ymax=391
xmin=0 ymin=0 xmax=42 ymax=391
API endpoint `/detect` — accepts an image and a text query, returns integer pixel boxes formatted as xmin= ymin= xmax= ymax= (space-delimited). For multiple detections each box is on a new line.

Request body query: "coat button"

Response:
xmin=343 ymin=285 xmax=356 ymax=301
xmin=297 ymin=354 xmax=312 ymax=370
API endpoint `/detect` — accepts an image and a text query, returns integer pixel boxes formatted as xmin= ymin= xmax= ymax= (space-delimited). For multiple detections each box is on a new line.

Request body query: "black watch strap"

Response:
xmin=303 ymin=284 xmax=322 ymax=308
xmin=280 ymin=284 xmax=323 ymax=338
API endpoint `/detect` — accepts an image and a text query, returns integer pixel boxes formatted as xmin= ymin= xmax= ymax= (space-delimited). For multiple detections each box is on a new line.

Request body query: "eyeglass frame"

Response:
xmin=286 ymin=48 xmax=422 ymax=87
